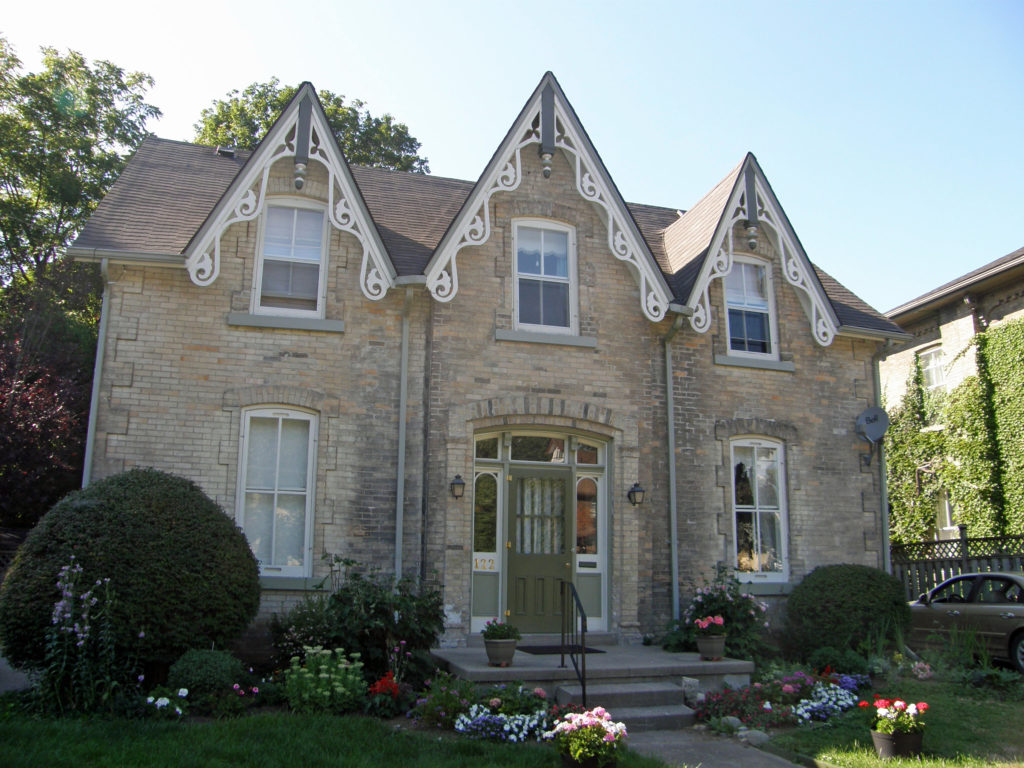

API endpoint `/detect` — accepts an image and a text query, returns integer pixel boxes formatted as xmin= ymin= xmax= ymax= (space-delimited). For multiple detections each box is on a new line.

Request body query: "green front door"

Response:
xmin=507 ymin=468 xmax=572 ymax=633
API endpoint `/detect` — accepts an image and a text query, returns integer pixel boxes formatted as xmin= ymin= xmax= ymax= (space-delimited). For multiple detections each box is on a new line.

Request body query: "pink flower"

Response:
xmin=533 ymin=687 xmax=547 ymax=699
xmin=489 ymin=698 xmax=502 ymax=708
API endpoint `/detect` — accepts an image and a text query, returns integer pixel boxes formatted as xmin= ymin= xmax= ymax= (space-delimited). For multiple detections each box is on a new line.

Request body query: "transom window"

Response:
xmin=732 ymin=438 xmax=788 ymax=581
xmin=255 ymin=202 xmax=327 ymax=316
xmin=237 ymin=407 xmax=317 ymax=577
xmin=514 ymin=221 xmax=577 ymax=334
xmin=725 ymin=258 xmax=775 ymax=356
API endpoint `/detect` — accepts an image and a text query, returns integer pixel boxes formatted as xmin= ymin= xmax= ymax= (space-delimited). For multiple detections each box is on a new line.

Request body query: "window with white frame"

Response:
xmin=725 ymin=257 xmax=775 ymax=356
xmin=237 ymin=407 xmax=317 ymax=577
xmin=919 ymin=347 xmax=945 ymax=391
xmin=732 ymin=438 xmax=788 ymax=580
xmin=514 ymin=221 xmax=577 ymax=334
xmin=254 ymin=202 xmax=327 ymax=316
xmin=934 ymin=489 xmax=958 ymax=540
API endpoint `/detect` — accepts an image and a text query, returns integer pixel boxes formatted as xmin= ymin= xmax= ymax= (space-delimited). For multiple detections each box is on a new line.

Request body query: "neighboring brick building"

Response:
xmin=879 ymin=246 xmax=1024 ymax=407
xmin=878 ymin=246 xmax=1024 ymax=540
xmin=69 ymin=74 xmax=904 ymax=644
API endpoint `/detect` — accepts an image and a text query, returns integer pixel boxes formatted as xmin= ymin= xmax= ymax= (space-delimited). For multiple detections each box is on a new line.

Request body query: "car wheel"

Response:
xmin=1012 ymin=633 xmax=1024 ymax=675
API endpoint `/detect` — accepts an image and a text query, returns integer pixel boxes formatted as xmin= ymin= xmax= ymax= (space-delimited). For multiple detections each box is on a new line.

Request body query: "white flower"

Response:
xmin=177 ymin=688 xmax=188 ymax=698
xmin=155 ymin=697 xmax=169 ymax=709
xmin=763 ymin=701 xmax=772 ymax=711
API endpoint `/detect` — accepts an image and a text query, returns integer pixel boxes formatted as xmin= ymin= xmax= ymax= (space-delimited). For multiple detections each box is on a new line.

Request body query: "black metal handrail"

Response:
xmin=560 ymin=580 xmax=588 ymax=708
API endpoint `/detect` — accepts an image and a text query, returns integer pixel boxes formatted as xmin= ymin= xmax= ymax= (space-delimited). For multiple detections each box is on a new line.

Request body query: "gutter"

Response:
xmin=67 ymin=246 xmax=184 ymax=268
xmin=82 ymin=259 xmax=110 ymax=486
xmin=394 ymin=287 xmax=414 ymax=580
xmin=662 ymin=309 xmax=690 ymax=620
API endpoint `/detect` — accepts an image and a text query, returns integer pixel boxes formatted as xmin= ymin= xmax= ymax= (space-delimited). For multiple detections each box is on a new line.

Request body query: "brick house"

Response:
xmin=69 ymin=73 xmax=904 ymax=644
xmin=879 ymin=245 xmax=1024 ymax=539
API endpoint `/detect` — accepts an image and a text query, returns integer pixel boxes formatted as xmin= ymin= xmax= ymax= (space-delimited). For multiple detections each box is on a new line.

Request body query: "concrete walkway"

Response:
xmin=0 ymin=655 xmax=29 ymax=693
xmin=628 ymin=728 xmax=805 ymax=768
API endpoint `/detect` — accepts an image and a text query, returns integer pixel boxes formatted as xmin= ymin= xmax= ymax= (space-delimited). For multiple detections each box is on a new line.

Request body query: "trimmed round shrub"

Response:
xmin=0 ymin=468 xmax=260 ymax=671
xmin=784 ymin=564 xmax=910 ymax=661
xmin=167 ymin=649 xmax=246 ymax=699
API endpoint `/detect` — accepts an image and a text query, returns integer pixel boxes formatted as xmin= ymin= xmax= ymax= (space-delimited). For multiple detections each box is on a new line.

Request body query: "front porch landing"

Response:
xmin=430 ymin=642 xmax=754 ymax=694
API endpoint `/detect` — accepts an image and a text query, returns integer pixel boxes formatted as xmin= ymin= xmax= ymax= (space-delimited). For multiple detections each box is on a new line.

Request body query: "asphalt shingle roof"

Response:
xmin=70 ymin=136 xmax=900 ymax=336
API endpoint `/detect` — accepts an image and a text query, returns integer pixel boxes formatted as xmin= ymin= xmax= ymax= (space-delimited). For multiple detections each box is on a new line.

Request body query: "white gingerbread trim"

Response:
xmin=686 ymin=161 xmax=838 ymax=346
xmin=425 ymin=76 xmax=672 ymax=323
xmin=185 ymin=86 xmax=395 ymax=301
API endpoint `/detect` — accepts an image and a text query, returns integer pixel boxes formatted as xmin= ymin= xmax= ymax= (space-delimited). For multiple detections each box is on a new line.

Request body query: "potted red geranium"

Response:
xmin=859 ymin=695 xmax=928 ymax=758
xmin=693 ymin=615 xmax=725 ymax=660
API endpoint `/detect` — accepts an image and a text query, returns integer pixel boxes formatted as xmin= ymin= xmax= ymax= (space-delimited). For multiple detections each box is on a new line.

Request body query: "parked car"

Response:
xmin=909 ymin=572 xmax=1024 ymax=673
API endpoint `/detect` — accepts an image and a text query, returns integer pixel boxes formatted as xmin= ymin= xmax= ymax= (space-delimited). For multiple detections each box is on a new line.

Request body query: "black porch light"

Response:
xmin=627 ymin=482 xmax=645 ymax=506
xmin=450 ymin=474 xmax=466 ymax=499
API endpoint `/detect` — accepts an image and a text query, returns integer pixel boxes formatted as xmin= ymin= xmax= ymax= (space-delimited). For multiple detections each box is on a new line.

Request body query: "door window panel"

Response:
xmin=576 ymin=478 xmax=598 ymax=554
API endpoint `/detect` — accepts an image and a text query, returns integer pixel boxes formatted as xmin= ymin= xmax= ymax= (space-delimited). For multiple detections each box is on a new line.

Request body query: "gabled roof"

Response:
xmin=183 ymin=83 xmax=395 ymax=299
xmin=887 ymin=245 xmax=1024 ymax=324
xmin=424 ymin=72 xmax=675 ymax=322
xmin=660 ymin=153 xmax=904 ymax=342
xmin=68 ymin=76 xmax=901 ymax=339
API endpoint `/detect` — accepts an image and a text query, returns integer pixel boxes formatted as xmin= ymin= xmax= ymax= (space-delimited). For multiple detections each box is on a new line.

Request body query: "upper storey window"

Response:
xmin=514 ymin=221 xmax=577 ymax=334
xmin=255 ymin=202 xmax=327 ymax=316
xmin=725 ymin=257 xmax=776 ymax=357
xmin=919 ymin=347 xmax=945 ymax=391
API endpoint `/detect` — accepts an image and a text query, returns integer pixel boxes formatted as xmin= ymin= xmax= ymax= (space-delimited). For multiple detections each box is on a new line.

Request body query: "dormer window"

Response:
xmin=514 ymin=221 xmax=577 ymax=334
xmin=725 ymin=256 xmax=776 ymax=357
xmin=254 ymin=202 xmax=327 ymax=316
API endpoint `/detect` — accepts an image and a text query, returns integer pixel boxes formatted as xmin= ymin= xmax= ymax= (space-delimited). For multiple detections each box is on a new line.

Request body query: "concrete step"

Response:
xmin=614 ymin=703 xmax=697 ymax=732
xmin=556 ymin=681 xmax=684 ymax=708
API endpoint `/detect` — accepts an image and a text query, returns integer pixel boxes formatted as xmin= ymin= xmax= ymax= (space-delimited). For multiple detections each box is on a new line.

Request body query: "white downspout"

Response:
xmin=81 ymin=259 xmax=110 ymax=487
xmin=663 ymin=314 xmax=685 ymax=620
xmin=394 ymin=288 xmax=413 ymax=580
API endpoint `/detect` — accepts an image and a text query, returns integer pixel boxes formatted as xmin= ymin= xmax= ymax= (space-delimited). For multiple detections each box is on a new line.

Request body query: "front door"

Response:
xmin=507 ymin=468 xmax=572 ymax=633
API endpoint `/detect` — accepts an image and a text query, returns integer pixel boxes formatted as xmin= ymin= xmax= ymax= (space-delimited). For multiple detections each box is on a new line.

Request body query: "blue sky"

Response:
xmin=5 ymin=0 xmax=1021 ymax=313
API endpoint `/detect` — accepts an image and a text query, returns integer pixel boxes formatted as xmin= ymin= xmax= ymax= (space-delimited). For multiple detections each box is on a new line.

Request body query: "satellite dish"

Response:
xmin=855 ymin=407 xmax=890 ymax=444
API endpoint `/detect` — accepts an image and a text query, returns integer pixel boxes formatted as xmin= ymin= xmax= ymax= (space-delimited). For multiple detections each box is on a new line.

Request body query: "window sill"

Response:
xmin=227 ymin=312 xmax=345 ymax=333
xmin=737 ymin=580 xmax=793 ymax=595
xmin=715 ymin=354 xmax=795 ymax=372
xmin=496 ymin=329 xmax=597 ymax=348
xmin=259 ymin=575 xmax=323 ymax=591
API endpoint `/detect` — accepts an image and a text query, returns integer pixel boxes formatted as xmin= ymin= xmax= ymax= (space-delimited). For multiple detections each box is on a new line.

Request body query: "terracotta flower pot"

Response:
xmin=483 ymin=638 xmax=516 ymax=667
xmin=870 ymin=729 xmax=923 ymax=759
xmin=696 ymin=635 xmax=726 ymax=660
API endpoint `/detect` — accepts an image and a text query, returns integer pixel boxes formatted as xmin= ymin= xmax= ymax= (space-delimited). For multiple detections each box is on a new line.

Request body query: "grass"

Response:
xmin=0 ymin=711 xmax=668 ymax=768
xmin=768 ymin=678 xmax=1024 ymax=768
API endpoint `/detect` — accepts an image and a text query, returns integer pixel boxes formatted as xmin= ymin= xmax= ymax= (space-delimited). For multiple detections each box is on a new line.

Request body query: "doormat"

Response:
xmin=516 ymin=645 xmax=605 ymax=655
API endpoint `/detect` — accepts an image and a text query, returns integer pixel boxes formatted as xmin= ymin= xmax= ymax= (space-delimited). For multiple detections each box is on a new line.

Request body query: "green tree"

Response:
xmin=193 ymin=78 xmax=429 ymax=173
xmin=0 ymin=37 xmax=159 ymax=526
xmin=0 ymin=36 xmax=161 ymax=281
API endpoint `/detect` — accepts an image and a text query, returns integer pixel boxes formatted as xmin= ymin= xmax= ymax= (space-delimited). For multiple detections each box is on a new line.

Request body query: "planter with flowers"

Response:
xmin=859 ymin=696 xmax=928 ymax=759
xmin=693 ymin=615 xmax=726 ymax=660
xmin=481 ymin=619 xmax=521 ymax=667
xmin=545 ymin=706 xmax=628 ymax=768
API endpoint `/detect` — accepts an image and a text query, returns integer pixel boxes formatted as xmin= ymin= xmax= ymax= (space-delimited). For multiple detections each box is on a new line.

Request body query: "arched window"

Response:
xmin=731 ymin=437 xmax=788 ymax=581
xmin=237 ymin=407 xmax=318 ymax=577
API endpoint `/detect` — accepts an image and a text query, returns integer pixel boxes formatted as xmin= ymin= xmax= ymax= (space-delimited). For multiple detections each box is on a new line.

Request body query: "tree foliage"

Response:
xmin=0 ymin=38 xmax=158 ymax=526
xmin=0 ymin=36 xmax=161 ymax=281
xmin=193 ymin=78 xmax=429 ymax=173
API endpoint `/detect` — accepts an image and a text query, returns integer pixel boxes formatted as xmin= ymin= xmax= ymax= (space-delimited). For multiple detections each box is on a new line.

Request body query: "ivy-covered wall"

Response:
xmin=885 ymin=317 xmax=1024 ymax=543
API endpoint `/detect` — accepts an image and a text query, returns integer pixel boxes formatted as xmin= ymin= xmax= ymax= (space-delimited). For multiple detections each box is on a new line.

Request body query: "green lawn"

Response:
xmin=768 ymin=678 xmax=1024 ymax=768
xmin=0 ymin=712 xmax=667 ymax=768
